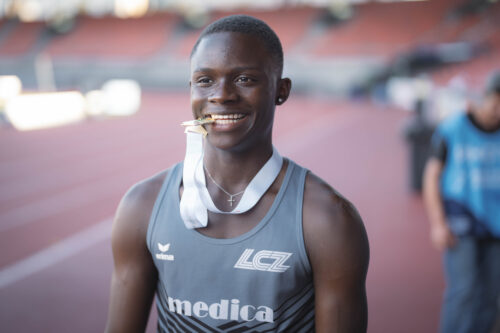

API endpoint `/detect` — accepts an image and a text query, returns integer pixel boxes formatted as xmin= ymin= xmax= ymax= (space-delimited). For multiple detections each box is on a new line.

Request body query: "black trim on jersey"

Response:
xmin=294 ymin=320 xmax=315 ymax=333
xmin=157 ymin=296 xmax=171 ymax=332
xmin=227 ymin=325 xmax=258 ymax=333
xmin=216 ymin=284 xmax=315 ymax=332
xmin=237 ymin=287 xmax=315 ymax=332
xmin=164 ymin=305 xmax=223 ymax=333
xmin=166 ymin=316 xmax=185 ymax=332
xmin=263 ymin=293 xmax=315 ymax=332
xmin=273 ymin=285 xmax=314 ymax=320
xmin=217 ymin=320 xmax=242 ymax=330
xmin=285 ymin=297 xmax=316 ymax=332
xmin=166 ymin=310 xmax=205 ymax=332
xmin=158 ymin=317 xmax=169 ymax=333
xmin=276 ymin=284 xmax=313 ymax=314
xmin=290 ymin=310 xmax=316 ymax=333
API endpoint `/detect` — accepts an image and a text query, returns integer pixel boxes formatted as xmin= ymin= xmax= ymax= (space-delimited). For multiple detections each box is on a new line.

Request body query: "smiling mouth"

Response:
xmin=208 ymin=113 xmax=247 ymax=125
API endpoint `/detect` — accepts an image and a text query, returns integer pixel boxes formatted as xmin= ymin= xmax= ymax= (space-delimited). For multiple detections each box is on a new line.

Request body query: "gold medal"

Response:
xmin=181 ymin=117 xmax=214 ymax=136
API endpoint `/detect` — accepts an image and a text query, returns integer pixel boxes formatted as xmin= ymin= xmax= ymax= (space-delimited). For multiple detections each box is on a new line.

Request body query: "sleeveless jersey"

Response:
xmin=435 ymin=112 xmax=500 ymax=237
xmin=147 ymin=160 xmax=315 ymax=332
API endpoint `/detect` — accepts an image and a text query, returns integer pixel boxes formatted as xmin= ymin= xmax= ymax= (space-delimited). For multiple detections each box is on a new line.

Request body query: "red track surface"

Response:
xmin=0 ymin=92 xmax=443 ymax=333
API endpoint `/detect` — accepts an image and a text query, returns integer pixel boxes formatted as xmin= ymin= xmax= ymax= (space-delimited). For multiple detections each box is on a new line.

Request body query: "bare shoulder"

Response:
xmin=302 ymin=173 xmax=369 ymax=333
xmin=112 ymin=168 xmax=170 ymax=246
xmin=106 ymin=169 xmax=170 ymax=333
xmin=303 ymin=172 xmax=366 ymax=238
xmin=302 ymin=172 xmax=369 ymax=274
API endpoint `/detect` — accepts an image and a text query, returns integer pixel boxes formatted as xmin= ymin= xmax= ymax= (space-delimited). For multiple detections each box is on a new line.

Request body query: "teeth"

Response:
xmin=217 ymin=119 xmax=238 ymax=124
xmin=210 ymin=113 xmax=245 ymax=120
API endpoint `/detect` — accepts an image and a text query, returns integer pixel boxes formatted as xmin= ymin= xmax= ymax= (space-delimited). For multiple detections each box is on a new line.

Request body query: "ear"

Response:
xmin=275 ymin=78 xmax=292 ymax=105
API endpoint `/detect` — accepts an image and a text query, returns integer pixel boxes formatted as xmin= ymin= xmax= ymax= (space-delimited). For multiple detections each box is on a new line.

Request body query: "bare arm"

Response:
xmin=105 ymin=172 xmax=166 ymax=333
xmin=303 ymin=174 xmax=369 ymax=333
xmin=423 ymin=157 xmax=455 ymax=250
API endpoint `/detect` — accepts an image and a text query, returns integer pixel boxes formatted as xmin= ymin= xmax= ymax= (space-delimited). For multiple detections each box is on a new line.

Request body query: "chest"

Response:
xmin=179 ymin=178 xmax=282 ymax=239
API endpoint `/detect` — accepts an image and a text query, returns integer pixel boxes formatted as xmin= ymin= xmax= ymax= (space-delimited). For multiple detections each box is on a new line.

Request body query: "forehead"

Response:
xmin=190 ymin=32 xmax=274 ymax=73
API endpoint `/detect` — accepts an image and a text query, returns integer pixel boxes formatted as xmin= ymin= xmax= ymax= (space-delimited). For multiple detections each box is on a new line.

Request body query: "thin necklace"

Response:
xmin=203 ymin=165 xmax=245 ymax=206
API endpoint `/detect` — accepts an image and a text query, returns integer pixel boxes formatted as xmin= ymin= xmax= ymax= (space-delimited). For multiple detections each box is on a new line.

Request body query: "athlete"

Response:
xmin=105 ymin=15 xmax=369 ymax=333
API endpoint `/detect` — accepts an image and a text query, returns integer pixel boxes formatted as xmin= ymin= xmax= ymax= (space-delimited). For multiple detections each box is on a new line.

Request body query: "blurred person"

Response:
xmin=105 ymin=15 xmax=369 ymax=333
xmin=423 ymin=71 xmax=500 ymax=333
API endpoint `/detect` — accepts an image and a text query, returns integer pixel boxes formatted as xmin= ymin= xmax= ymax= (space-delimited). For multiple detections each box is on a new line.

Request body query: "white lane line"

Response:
xmin=0 ymin=218 xmax=113 ymax=289
xmin=0 ymin=174 xmax=123 ymax=232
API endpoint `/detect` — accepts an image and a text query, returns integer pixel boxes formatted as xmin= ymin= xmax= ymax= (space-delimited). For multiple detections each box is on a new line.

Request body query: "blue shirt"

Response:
xmin=433 ymin=112 xmax=500 ymax=237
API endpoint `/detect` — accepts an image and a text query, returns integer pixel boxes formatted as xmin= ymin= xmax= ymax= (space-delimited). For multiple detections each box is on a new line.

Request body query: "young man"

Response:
xmin=423 ymin=71 xmax=500 ymax=333
xmin=105 ymin=15 xmax=369 ymax=333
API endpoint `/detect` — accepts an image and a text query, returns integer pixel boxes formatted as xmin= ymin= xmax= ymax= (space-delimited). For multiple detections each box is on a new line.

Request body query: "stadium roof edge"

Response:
xmin=0 ymin=0 xmax=431 ymax=22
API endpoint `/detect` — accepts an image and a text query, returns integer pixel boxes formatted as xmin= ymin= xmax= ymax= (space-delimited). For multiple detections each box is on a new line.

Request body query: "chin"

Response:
xmin=206 ymin=134 xmax=244 ymax=151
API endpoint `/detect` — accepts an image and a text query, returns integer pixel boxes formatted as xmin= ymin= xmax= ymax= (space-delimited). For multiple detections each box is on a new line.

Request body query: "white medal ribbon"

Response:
xmin=180 ymin=132 xmax=208 ymax=229
xmin=179 ymin=122 xmax=283 ymax=229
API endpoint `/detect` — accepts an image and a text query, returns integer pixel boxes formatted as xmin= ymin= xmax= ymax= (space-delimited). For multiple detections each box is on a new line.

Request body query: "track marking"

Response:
xmin=0 ymin=174 xmax=122 ymax=232
xmin=0 ymin=218 xmax=112 ymax=289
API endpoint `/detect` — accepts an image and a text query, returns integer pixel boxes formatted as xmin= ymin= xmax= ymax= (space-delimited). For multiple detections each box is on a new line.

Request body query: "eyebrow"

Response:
xmin=192 ymin=66 xmax=264 ymax=73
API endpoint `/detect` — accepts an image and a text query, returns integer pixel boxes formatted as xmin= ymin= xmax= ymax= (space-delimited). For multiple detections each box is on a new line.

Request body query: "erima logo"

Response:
xmin=156 ymin=243 xmax=174 ymax=261
xmin=234 ymin=249 xmax=292 ymax=273
xmin=167 ymin=297 xmax=273 ymax=323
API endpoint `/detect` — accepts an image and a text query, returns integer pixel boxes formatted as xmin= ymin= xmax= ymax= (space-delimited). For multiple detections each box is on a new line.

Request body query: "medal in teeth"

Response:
xmin=181 ymin=117 xmax=214 ymax=136
xmin=181 ymin=114 xmax=246 ymax=135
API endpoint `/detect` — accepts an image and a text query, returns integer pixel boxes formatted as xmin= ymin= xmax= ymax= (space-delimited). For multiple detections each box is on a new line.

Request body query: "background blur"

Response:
xmin=0 ymin=0 xmax=499 ymax=332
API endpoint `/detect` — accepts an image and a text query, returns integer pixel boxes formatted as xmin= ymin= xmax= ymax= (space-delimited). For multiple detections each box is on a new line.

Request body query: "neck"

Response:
xmin=471 ymin=109 xmax=500 ymax=132
xmin=203 ymin=140 xmax=274 ymax=191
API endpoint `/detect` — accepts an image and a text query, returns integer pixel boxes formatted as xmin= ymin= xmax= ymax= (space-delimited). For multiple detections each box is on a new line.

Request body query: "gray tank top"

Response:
xmin=147 ymin=160 xmax=314 ymax=332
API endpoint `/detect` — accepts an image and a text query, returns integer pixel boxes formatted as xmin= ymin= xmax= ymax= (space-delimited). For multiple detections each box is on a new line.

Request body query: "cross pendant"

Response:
xmin=228 ymin=196 xmax=235 ymax=206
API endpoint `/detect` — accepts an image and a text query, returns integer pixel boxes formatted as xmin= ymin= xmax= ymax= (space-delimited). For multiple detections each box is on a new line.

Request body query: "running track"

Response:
xmin=0 ymin=92 xmax=444 ymax=332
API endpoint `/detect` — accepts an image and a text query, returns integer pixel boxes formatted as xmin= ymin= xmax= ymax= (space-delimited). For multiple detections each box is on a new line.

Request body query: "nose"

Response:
xmin=208 ymin=79 xmax=237 ymax=104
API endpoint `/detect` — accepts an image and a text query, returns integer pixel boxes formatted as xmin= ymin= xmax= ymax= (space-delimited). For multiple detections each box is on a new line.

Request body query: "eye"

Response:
xmin=195 ymin=77 xmax=213 ymax=86
xmin=235 ymin=76 xmax=255 ymax=84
